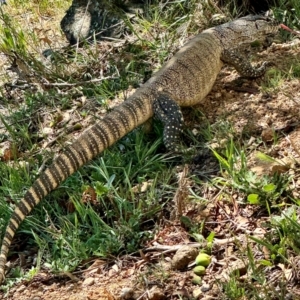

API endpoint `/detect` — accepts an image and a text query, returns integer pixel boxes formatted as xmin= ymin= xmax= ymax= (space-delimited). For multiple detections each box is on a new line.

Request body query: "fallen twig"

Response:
xmin=42 ymin=76 xmax=118 ymax=87
xmin=145 ymin=238 xmax=236 ymax=253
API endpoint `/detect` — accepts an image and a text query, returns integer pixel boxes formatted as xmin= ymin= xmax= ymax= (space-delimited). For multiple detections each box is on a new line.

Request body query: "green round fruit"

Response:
xmin=195 ymin=253 xmax=211 ymax=267
xmin=191 ymin=275 xmax=202 ymax=285
xmin=193 ymin=265 xmax=206 ymax=276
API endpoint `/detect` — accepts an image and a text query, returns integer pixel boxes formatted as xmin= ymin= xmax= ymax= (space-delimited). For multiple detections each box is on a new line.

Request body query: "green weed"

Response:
xmin=211 ymin=139 xmax=291 ymax=205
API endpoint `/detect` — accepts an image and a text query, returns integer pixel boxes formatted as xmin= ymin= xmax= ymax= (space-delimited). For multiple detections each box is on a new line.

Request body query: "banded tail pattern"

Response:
xmin=0 ymin=95 xmax=153 ymax=283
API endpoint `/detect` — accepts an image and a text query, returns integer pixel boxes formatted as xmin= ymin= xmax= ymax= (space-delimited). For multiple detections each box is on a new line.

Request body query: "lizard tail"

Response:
xmin=0 ymin=95 xmax=152 ymax=282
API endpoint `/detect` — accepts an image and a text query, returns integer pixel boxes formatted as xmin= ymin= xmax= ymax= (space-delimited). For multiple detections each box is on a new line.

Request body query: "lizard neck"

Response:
xmin=206 ymin=19 xmax=276 ymax=50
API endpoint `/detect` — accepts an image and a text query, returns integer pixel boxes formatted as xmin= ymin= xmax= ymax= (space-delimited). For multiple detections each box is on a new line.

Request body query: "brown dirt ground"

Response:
xmin=1 ymin=39 xmax=300 ymax=300
xmin=1 ymin=6 xmax=300 ymax=300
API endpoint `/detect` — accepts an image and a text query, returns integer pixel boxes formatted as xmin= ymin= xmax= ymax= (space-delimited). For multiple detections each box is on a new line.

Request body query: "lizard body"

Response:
xmin=0 ymin=15 xmax=280 ymax=283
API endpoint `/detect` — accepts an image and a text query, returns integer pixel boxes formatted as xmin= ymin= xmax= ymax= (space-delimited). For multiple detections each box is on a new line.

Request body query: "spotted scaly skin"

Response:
xmin=0 ymin=15 xmax=280 ymax=283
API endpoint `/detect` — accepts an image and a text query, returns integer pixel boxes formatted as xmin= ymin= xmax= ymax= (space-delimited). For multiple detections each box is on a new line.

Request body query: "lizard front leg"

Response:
xmin=153 ymin=93 xmax=184 ymax=152
xmin=221 ymin=49 xmax=269 ymax=78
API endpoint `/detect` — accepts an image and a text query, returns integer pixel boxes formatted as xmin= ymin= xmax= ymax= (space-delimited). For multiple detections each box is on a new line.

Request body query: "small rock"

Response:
xmin=201 ymin=283 xmax=211 ymax=292
xmin=41 ymin=127 xmax=53 ymax=135
xmin=148 ymin=286 xmax=165 ymax=300
xmin=16 ymin=285 xmax=26 ymax=293
xmin=119 ymin=287 xmax=135 ymax=300
xmin=82 ymin=277 xmax=95 ymax=286
xmin=193 ymin=287 xmax=202 ymax=299
xmin=261 ymin=128 xmax=273 ymax=142
xmin=192 ymin=128 xmax=199 ymax=135
xmin=171 ymin=246 xmax=198 ymax=270
xmin=66 ymin=283 xmax=75 ymax=291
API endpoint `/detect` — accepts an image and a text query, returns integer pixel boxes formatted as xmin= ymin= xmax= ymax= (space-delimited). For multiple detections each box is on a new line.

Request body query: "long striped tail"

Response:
xmin=0 ymin=95 xmax=152 ymax=283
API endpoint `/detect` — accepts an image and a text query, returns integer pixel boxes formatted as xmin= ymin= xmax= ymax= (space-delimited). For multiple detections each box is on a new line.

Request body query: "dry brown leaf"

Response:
xmin=261 ymin=128 xmax=274 ymax=142
xmin=3 ymin=147 xmax=17 ymax=161
xmin=278 ymin=263 xmax=293 ymax=281
xmin=40 ymin=36 xmax=52 ymax=45
xmin=131 ymin=180 xmax=153 ymax=193
xmin=0 ymin=141 xmax=18 ymax=161
xmin=82 ymin=186 xmax=97 ymax=204
xmin=270 ymin=164 xmax=290 ymax=175
xmin=235 ymin=215 xmax=249 ymax=228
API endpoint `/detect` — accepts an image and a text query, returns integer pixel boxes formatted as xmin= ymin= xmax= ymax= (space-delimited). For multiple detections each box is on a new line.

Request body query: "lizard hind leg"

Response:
xmin=153 ymin=93 xmax=184 ymax=152
xmin=221 ymin=49 xmax=269 ymax=78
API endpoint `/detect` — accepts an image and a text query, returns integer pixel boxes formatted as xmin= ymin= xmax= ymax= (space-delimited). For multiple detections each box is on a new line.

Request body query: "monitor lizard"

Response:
xmin=0 ymin=15 xmax=284 ymax=283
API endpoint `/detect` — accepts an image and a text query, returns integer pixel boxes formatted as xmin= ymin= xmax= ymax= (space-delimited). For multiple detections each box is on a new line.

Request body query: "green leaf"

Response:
xmin=255 ymin=152 xmax=282 ymax=165
xmin=192 ymin=234 xmax=205 ymax=243
xmin=206 ymin=232 xmax=215 ymax=243
xmin=95 ymin=182 xmax=109 ymax=196
xmin=247 ymin=194 xmax=260 ymax=204
xmin=180 ymin=215 xmax=193 ymax=228
xmin=263 ymin=183 xmax=276 ymax=193
xmin=211 ymin=149 xmax=230 ymax=170
xmin=256 ymin=152 xmax=278 ymax=164
xmin=258 ymin=260 xmax=273 ymax=266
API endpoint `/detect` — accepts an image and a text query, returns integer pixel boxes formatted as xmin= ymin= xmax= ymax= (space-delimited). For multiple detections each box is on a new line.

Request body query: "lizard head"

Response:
xmin=240 ymin=15 xmax=280 ymax=37
xmin=213 ymin=14 xmax=281 ymax=48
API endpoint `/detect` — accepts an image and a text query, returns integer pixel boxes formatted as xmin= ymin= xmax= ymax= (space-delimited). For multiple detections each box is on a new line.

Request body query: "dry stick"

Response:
xmin=145 ymin=238 xmax=236 ymax=253
xmin=42 ymin=76 xmax=118 ymax=87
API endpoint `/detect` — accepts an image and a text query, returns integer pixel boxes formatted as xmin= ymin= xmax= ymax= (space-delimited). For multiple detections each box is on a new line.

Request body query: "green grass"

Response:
xmin=219 ymin=205 xmax=300 ymax=299
xmin=211 ymin=140 xmax=292 ymax=206
xmin=262 ymin=59 xmax=300 ymax=92
xmin=0 ymin=127 xmax=176 ymax=286
xmin=0 ymin=0 xmax=300 ymax=297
